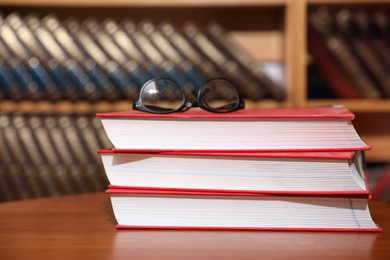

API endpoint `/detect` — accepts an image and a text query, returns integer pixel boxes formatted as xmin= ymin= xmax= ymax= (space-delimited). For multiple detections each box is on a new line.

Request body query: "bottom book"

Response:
xmin=107 ymin=188 xmax=382 ymax=232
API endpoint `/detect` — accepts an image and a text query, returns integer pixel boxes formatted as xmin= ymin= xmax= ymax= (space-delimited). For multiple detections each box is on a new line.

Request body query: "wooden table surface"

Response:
xmin=1 ymin=192 xmax=390 ymax=259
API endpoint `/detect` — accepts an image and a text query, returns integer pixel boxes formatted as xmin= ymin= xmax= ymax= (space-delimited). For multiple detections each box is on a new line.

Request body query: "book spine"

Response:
xmin=0 ymin=113 xmax=112 ymax=201
xmin=206 ymin=22 xmax=286 ymax=101
xmin=141 ymin=21 xmax=207 ymax=90
xmin=309 ymin=8 xmax=381 ymax=99
xmin=183 ymin=22 xmax=268 ymax=100
xmin=336 ymin=10 xmax=390 ymax=98
xmin=0 ymin=58 xmax=25 ymax=100
xmin=353 ymin=11 xmax=390 ymax=98
xmin=160 ymin=22 xmax=221 ymax=81
xmin=307 ymin=29 xmax=361 ymax=99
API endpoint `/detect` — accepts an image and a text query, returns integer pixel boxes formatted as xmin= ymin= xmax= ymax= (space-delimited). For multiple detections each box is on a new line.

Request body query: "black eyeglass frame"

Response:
xmin=133 ymin=77 xmax=245 ymax=114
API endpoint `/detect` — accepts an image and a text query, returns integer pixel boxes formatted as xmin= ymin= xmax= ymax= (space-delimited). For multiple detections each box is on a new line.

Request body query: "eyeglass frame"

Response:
xmin=133 ymin=77 xmax=245 ymax=114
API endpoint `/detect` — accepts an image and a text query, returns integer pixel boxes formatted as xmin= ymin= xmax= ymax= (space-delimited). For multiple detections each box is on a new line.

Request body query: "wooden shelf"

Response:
xmin=307 ymin=100 xmax=390 ymax=113
xmin=307 ymin=0 xmax=390 ymax=4
xmin=0 ymin=0 xmax=289 ymax=7
xmin=0 ymin=101 xmax=134 ymax=114
xmin=0 ymin=100 xmax=290 ymax=114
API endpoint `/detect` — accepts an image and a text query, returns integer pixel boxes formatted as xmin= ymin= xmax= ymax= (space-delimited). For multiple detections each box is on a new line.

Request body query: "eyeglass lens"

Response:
xmin=200 ymin=79 xmax=240 ymax=112
xmin=140 ymin=79 xmax=184 ymax=113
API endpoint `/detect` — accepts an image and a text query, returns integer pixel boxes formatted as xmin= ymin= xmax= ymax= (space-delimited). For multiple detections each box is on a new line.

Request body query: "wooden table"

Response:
xmin=1 ymin=193 xmax=390 ymax=259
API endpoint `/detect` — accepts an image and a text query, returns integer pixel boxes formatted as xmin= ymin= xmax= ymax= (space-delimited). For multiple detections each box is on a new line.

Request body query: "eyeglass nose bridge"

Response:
xmin=183 ymin=100 xmax=201 ymax=111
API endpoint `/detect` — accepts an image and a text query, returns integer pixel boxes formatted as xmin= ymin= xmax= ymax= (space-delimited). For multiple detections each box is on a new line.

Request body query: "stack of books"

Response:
xmin=97 ymin=106 xmax=382 ymax=231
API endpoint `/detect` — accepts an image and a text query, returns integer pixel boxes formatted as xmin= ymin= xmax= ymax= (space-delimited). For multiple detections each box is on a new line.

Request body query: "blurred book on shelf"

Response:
xmin=0 ymin=12 xmax=286 ymax=103
xmin=0 ymin=113 xmax=112 ymax=202
xmin=308 ymin=7 xmax=390 ymax=99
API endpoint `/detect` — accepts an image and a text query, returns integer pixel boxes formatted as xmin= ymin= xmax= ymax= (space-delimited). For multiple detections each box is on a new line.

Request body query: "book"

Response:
xmin=335 ymin=9 xmax=390 ymax=98
xmin=308 ymin=23 xmax=362 ymax=98
xmin=96 ymin=106 xmax=370 ymax=152
xmin=140 ymin=21 xmax=207 ymax=91
xmin=0 ymin=113 xmax=110 ymax=201
xmin=182 ymin=22 xmax=268 ymax=100
xmin=99 ymin=149 xmax=368 ymax=195
xmin=354 ymin=11 xmax=390 ymax=98
xmin=308 ymin=8 xmax=381 ymax=99
xmin=4 ymin=13 xmax=63 ymax=101
xmin=366 ymin=13 xmax=390 ymax=69
xmin=0 ymin=58 xmax=24 ymax=100
xmin=205 ymin=22 xmax=286 ymax=101
xmin=106 ymin=188 xmax=381 ymax=231
xmin=159 ymin=21 xmax=224 ymax=81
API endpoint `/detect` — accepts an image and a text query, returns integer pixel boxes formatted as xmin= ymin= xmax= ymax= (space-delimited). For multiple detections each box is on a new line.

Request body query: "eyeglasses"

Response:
xmin=133 ymin=78 xmax=245 ymax=114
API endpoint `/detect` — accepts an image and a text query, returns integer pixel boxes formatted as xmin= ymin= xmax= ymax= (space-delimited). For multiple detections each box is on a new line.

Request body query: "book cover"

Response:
xmin=96 ymin=106 xmax=356 ymax=119
xmin=106 ymin=187 xmax=382 ymax=232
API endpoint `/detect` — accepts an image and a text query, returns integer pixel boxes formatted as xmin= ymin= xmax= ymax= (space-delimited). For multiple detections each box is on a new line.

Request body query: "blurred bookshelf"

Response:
xmin=0 ymin=0 xmax=389 ymax=163
xmin=0 ymin=0 xmax=300 ymax=108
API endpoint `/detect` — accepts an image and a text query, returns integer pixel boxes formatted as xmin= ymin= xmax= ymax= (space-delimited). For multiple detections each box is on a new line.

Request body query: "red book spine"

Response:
xmin=98 ymin=148 xmax=357 ymax=160
xmin=106 ymin=186 xmax=370 ymax=198
xmin=115 ymin=224 xmax=382 ymax=232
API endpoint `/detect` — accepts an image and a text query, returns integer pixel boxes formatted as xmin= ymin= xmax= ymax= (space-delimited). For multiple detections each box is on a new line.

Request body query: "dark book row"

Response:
xmin=0 ymin=13 xmax=285 ymax=102
xmin=308 ymin=8 xmax=390 ymax=99
xmin=0 ymin=113 xmax=112 ymax=202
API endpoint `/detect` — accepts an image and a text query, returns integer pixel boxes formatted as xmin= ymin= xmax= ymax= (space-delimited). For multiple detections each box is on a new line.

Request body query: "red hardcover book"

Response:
xmin=96 ymin=107 xmax=370 ymax=152
xmin=98 ymin=149 xmax=369 ymax=196
xmin=106 ymin=187 xmax=381 ymax=232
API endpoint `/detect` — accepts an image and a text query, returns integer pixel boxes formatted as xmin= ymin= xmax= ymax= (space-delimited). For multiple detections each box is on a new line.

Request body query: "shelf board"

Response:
xmin=0 ymin=101 xmax=133 ymax=114
xmin=307 ymin=100 xmax=390 ymax=113
xmin=0 ymin=100 xmax=289 ymax=114
xmin=245 ymin=100 xmax=291 ymax=109
xmin=307 ymin=0 xmax=390 ymax=4
xmin=0 ymin=0 xmax=289 ymax=7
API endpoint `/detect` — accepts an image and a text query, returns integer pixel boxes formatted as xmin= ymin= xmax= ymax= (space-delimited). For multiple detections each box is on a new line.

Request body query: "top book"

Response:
xmin=96 ymin=106 xmax=370 ymax=152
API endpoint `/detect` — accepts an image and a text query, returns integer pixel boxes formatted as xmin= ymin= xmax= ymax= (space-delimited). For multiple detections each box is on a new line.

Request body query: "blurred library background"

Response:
xmin=0 ymin=1 xmax=389 ymax=202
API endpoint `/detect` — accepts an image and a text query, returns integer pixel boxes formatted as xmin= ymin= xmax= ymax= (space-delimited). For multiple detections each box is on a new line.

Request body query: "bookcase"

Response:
xmin=0 ymin=0 xmax=389 ymax=162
